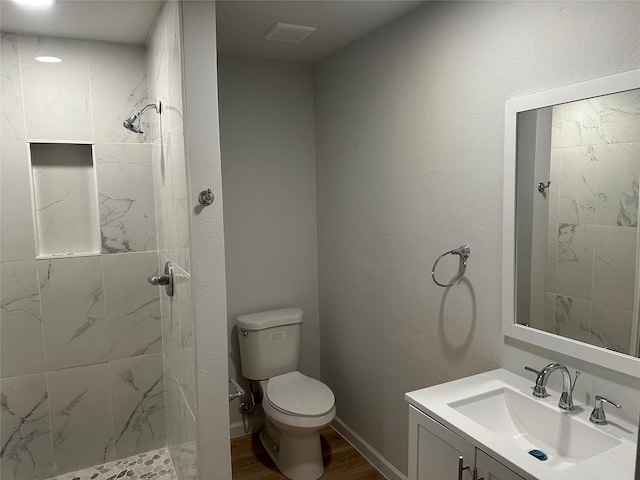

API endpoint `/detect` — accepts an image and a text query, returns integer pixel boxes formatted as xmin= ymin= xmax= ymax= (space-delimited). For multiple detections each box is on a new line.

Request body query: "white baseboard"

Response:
xmin=229 ymin=415 xmax=265 ymax=439
xmin=331 ymin=417 xmax=407 ymax=480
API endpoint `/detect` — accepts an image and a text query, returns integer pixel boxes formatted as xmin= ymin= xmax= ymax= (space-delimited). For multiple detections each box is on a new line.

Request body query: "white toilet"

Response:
xmin=237 ymin=307 xmax=336 ymax=480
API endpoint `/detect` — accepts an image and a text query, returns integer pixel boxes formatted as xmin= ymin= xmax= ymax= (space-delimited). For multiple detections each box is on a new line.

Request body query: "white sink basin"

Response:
xmin=449 ymin=387 xmax=620 ymax=470
xmin=405 ymin=369 xmax=638 ymax=480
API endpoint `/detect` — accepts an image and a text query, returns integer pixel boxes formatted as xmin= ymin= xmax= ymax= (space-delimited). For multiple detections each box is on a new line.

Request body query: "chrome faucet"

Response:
xmin=524 ymin=363 xmax=580 ymax=410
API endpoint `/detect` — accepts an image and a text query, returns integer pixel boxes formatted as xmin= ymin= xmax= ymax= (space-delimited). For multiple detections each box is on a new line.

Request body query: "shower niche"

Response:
xmin=30 ymin=142 xmax=101 ymax=257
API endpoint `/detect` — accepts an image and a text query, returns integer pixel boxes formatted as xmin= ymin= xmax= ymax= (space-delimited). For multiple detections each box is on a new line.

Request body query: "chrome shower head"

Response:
xmin=122 ymin=100 xmax=162 ymax=134
xmin=123 ymin=115 xmax=143 ymax=133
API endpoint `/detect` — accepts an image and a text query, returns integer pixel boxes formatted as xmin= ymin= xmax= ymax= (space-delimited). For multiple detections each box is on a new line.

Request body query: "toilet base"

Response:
xmin=259 ymin=419 xmax=325 ymax=480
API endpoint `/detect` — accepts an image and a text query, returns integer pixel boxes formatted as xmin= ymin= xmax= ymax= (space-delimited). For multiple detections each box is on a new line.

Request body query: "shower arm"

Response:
xmin=130 ymin=100 xmax=162 ymax=121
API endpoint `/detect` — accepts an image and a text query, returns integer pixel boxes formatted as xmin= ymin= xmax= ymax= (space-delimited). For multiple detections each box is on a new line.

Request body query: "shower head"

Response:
xmin=122 ymin=100 xmax=162 ymax=134
xmin=123 ymin=114 xmax=143 ymax=133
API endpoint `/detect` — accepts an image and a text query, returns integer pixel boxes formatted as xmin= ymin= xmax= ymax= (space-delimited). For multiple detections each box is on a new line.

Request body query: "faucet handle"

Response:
xmin=524 ymin=366 xmax=540 ymax=375
xmin=590 ymin=395 xmax=621 ymax=425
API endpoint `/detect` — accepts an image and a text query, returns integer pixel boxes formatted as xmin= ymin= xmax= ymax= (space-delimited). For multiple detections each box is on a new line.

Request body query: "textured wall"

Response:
xmin=146 ymin=2 xmax=197 ymax=480
xmin=314 ymin=1 xmax=640 ymax=474
xmin=0 ymin=32 xmax=165 ymax=480
xmin=217 ymin=55 xmax=320 ymax=434
xmin=181 ymin=2 xmax=232 ymax=479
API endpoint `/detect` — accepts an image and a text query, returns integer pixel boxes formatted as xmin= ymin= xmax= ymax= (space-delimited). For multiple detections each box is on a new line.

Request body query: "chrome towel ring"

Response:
xmin=431 ymin=244 xmax=470 ymax=287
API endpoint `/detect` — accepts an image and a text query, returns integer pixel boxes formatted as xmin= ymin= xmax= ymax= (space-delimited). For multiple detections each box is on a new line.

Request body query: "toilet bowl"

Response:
xmin=259 ymin=372 xmax=336 ymax=480
xmin=236 ymin=307 xmax=336 ymax=480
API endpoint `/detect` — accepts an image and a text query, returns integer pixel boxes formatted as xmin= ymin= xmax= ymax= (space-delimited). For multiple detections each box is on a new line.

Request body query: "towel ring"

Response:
xmin=431 ymin=245 xmax=470 ymax=287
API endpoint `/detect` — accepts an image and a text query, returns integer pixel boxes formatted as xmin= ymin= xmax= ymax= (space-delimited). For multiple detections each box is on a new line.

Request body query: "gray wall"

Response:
xmin=314 ymin=1 xmax=640 ymax=475
xmin=217 ymin=56 xmax=320 ymax=432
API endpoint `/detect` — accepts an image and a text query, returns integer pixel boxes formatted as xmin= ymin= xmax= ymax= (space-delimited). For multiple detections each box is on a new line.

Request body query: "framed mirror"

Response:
xmin=503 ymin=70 xmax=640 ymax=378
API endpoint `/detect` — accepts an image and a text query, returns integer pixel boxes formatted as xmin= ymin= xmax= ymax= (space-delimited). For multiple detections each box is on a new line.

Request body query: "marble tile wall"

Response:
xmin=0 ymin=30 xmax=169 ymax=480
xmin=146 ymin=3 xmax=196 ymax=479
xmin=544 ymin=89 xmax=640 ymax=354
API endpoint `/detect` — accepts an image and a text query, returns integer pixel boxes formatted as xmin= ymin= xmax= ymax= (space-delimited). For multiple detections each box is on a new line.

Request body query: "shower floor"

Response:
xmin=47 ymin=447 xmax=176 ymax=480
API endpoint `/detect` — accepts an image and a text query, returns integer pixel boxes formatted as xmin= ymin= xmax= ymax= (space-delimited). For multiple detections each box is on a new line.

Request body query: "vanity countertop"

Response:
xmin=405 ymin=368 xmax=638 ymax=480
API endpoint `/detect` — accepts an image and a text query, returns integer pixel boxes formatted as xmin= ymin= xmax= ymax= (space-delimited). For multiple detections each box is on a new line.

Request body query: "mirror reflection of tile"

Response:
xmin=530 ymin=89 xmax=640 ymax=354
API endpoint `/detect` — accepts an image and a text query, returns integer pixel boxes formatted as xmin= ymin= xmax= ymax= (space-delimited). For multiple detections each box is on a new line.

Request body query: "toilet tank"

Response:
xmin=236 ymin=307 xmax=303 ymax=380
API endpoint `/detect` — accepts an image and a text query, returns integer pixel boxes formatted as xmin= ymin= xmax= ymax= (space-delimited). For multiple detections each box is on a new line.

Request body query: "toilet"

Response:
xmin=236 ymin=307 xmax=336 ymax=480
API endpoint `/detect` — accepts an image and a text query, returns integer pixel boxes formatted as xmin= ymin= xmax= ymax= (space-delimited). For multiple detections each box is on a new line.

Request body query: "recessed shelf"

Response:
xmin=30 ymin=143 xmax=100 ymax=257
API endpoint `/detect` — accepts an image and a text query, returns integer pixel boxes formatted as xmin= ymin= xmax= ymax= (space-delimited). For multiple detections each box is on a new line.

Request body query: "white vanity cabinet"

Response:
xmin=408 ymin=405 xmax=525 ymax=480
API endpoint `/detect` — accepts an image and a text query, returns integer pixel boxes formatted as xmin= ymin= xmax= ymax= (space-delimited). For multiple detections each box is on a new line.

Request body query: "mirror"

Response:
xmin=503 ymin=70 xmax=640 ymax=378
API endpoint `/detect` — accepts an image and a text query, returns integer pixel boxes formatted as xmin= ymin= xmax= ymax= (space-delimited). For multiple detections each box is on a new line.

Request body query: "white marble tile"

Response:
xmin=1 ymin=33 xmax=26 ymax=140
xmin=160 ymin=255 xmax=181 ymax=358
xmin=592 ymin=225 xmax=637 ymax=310
xmin=166 ymin=128 xmax=189 ymax=258
xmin=38 ymin=256 xmax=108 ymax=370
xmin=31 ymin=143 xmax=101 ymax=255
xmin=541 ymin=292 xmax=556 ymax=333
xmin=588 ymin=303 xmax=633 ymax=355
xmin=557 ymin=146 xmax=597 ymax=225
xmin=103 ymin=252 xmax=162 ymax=359
xmin=174 ymin=400 xmax=196 ymax=480
xmin=595 ymin=142 xmax=640 ymax=227
xmin=164 ymin=357 xmax=182 ymax=451
xmin=0 ymin=260 xmax=45 ymax=378
xmin=96 ymin=143 xmax=157 ymax=253
xmin=598 ymin=88 xmax=640 ymax=145
xmin=164 ymin=0 xmax=184 ymax=134
xmin=545 ymin=222 xmax=557 ymax=292
xmin=89 ymin=41 xmax=149 ymax=144
xmin=1 ymin=140 xmax=36 ymax=262
xmin=19 ymin=35 xmax=93 ymax=142
xmin=560 ymin=97 xmax=599 ymax=148
xmin=547 ymin=148 xmax=561 ymax=225
xmin=151 ymin=142 xmax=167 ymax=251
xmin=0 ymin=373 xmax=53 ymax=480
xmin=550 ymin=105 xmax=562 ymax=149
xmin=163 ymin=358 xmax=195 ymax=480
xmin=552 ymin=295 xmax=590 ymax=344
xmin=163 ymin=262 xmax=195 ymax=412
xmin=47 ymin=363 xmax=115 ymax=475
xmin=146 ymin=10 xmax=168 ymax=144
xmin=111 ymin=353 xmax=165 ymax=458
xmin=555 ymin=223 xmax=594 ymax=301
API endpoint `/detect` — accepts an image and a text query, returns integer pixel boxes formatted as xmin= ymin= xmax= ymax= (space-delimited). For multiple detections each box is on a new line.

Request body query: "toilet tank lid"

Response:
xmin=236 ymin=307 xmax=303 ymax=330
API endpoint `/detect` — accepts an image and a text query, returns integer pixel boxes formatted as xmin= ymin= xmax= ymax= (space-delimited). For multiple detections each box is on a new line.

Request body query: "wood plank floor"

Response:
xmin=231 ymin=426 xmax=387 ymax=480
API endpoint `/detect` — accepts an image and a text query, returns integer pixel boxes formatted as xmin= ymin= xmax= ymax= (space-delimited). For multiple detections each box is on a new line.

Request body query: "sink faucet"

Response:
xmin=524 ymin=363 xmax=580 ymax=410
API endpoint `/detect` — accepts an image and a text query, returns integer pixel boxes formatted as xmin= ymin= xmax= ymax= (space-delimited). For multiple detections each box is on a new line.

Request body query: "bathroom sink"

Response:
xmin=448 ymin=387 xmax=620 ymax=470
xmin=405 ymin=369 xmax=638 ymax=480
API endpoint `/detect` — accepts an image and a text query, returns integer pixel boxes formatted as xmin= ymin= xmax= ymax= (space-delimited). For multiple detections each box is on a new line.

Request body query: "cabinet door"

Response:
xmin=408 ymin=405 xmax=475 ymax=480
xmin=475 ymin=450 xmax=525 ymax=480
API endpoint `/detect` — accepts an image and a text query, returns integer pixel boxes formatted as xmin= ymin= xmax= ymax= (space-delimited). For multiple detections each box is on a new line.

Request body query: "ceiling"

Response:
xmin=216 ymin=1 xmax=425 ymax=63
xmin=0 ymin=0 xmax=425 ymax=61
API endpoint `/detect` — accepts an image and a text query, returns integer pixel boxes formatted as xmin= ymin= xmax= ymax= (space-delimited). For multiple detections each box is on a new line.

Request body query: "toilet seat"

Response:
xmin=265 ymin=371 xmax=335 ymax=417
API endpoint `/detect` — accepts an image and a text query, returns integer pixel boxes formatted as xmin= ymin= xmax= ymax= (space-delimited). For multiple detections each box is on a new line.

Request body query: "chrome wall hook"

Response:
xmin=538 ymin=181 xmax=551 ymax=194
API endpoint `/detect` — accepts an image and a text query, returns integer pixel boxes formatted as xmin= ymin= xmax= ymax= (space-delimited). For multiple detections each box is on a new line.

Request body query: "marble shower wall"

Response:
xmin=543 ymin=89 xmax=640 ymax=354
xmin=1 ymin=32 xmax=166 ymax=479
xmin=147 ymin=3 xmax=197 ymax=480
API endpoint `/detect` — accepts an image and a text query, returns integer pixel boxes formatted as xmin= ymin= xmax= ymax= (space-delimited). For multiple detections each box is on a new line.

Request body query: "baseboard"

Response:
xmin=331 ymin=417 xmax=407 ymax=480
xmin=229 ymin=415 xmax=265 ymax=439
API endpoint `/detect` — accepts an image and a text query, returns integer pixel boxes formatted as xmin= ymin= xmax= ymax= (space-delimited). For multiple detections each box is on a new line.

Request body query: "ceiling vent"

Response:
xmin=263 ymin=23 xmax=317 ymax=44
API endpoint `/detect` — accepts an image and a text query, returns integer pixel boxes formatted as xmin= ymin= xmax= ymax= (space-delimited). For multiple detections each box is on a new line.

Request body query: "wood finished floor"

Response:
xmin=231 ymin=426 xmax=387 ymax=480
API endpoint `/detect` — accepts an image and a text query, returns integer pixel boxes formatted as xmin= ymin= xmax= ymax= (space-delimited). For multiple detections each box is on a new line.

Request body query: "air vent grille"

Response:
xmin=263 ymin=23 xmax=317 ymax=44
